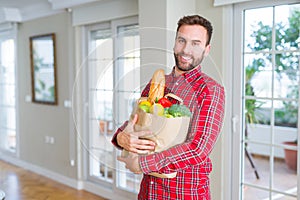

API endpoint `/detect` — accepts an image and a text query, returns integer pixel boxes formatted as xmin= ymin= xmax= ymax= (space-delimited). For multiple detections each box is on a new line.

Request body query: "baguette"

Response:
xmin=147 ymin=69 xmax=165 ymax=104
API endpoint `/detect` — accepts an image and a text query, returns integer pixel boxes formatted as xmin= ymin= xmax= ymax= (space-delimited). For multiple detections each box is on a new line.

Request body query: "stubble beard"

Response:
xmin=174 ymin=52 xmax=205 ymax=72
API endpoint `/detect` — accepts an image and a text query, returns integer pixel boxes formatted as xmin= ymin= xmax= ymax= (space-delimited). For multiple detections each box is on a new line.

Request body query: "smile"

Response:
xmin=180 ymin=55 xmax=192 ymax=62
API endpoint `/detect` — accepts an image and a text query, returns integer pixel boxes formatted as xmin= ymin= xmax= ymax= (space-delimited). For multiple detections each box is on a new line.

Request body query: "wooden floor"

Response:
xmin=0 ymin=160 xmax=107 ymax=200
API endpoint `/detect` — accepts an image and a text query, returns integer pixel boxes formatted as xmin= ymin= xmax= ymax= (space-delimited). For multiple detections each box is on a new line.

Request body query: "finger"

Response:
xmin=134 ymin=130 xmax=153 ymax=138
xmin=128 ymin=114 xmax=138 ymax=127
xmin=136 ymin=137 xmax=156 ymax=147
xmin=131 ymin=114 xmax=138 ymax=125
xmin=117 ymin=156 xmax=126 ymax=162
xmin=136 ymin=144 xmax=154 ymax=152
xmin=136 ymin=149 xmax=152 ymax=155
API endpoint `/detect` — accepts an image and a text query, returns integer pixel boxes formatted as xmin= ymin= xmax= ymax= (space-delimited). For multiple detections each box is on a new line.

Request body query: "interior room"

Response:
xmin=0 ymin=0 xmax=299 ymax=199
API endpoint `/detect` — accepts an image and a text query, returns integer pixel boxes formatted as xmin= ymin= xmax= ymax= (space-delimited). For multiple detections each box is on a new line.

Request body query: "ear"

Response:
xmin=204 ymin=44 xmax=211 ymax=57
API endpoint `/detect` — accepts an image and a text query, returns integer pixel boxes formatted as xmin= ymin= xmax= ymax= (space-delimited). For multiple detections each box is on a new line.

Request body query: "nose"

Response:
xmin=182 ymin=42 xmax=192 ymax=55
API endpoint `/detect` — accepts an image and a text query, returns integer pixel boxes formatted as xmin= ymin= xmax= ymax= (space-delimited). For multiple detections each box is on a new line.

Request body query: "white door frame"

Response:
xmin=222 ymin=0 xmax=300 ymax=199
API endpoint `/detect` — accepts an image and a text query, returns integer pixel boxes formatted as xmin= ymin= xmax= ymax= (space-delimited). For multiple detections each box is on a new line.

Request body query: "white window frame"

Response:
xmin=0 ymin=22 xmax=19 ymax=157
xmin=222 ymin=0 xmax=300 ymax=199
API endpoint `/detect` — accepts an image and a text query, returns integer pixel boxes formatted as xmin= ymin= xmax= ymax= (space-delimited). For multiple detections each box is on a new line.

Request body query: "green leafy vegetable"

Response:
xmin=167 ymin=104 xmax=192 ymax=117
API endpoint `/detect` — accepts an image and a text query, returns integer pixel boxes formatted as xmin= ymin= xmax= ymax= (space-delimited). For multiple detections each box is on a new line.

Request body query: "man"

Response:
xmin=112 ymin=15 xmax=225 ymax=199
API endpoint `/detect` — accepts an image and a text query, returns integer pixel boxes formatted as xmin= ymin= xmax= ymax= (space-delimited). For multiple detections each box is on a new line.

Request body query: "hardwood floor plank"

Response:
xmin=0 ymin=160 xmax=107 ymax=200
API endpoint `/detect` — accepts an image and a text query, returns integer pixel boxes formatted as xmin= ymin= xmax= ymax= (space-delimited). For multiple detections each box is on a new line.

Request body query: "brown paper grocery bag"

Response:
xmin=121 ymin=95 xmax=190 ymax=178
xmin=132 ymin=105 xmax=190 ymax=152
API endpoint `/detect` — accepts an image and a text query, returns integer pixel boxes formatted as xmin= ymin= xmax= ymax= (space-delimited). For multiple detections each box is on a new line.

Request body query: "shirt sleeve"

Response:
xmin=139 ymin=84 xmax=225 ymax=174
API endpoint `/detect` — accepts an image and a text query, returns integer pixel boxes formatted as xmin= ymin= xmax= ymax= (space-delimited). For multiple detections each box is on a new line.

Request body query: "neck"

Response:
xmin=174 ymin=65 xmax=200 ymax=76
xmin=174 ymin=67 xmax=184 ymax=76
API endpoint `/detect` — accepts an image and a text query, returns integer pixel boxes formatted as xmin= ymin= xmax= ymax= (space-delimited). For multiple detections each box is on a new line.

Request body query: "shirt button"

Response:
xmin=150 ymin=181 xmax=154 ymax=184
xmin=175 ymin=82 xmax=179 ymax=85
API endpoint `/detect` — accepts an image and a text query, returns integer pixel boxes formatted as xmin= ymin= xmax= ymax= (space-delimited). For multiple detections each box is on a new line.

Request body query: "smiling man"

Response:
xmin=112 ymin=15 xmax=225 ymax=199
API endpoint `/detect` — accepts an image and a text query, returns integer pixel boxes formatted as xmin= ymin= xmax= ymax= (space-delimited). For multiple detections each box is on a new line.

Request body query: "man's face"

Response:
xmin=174 ymin=24 xmax=211 ymax=72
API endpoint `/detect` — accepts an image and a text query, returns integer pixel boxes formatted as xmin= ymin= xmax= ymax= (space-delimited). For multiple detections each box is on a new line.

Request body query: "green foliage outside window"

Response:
xmin=245 ymin=8 xmax=300 ymax=128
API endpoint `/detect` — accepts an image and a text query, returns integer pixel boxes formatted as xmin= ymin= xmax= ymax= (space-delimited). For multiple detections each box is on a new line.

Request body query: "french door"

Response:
xmin=0 ymin=23 xmax=18 ymax=154
xmin=233 ymin=1 xmax=300 ymax=199
xmin=84 ymin=16 xmax=141 ymax=196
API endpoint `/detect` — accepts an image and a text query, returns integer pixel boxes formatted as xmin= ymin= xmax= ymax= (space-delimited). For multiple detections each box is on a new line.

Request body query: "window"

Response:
xmin=85 ymin=17 xmax=141 ymax=196
xmin=233 ymin=1 xmax=300 ymax=199
xmin=0 ymin=24 xmax=17 ymax=153
xmin=241 ymin=4 xmax=300 ymax=200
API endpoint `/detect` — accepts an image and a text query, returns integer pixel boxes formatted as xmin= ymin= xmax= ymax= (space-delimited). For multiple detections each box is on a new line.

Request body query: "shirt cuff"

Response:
xmin=139 ymin=152 xmax=166 ymax=174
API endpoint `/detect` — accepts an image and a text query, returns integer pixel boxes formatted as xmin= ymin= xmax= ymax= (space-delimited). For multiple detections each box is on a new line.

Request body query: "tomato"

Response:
xmin=158 ymin=97 xmax=173 ymax=108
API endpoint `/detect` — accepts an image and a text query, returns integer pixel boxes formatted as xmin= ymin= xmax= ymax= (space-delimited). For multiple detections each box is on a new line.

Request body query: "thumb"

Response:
xmin=131 ymin=114 xmax=138 ymax=125
xmin=127 ymin=114 xmax=138 ymax=128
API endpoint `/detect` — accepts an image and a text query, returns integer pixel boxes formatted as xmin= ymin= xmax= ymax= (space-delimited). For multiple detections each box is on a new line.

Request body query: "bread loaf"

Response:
xmin=147 ymin=69 xmax=165 ymax=104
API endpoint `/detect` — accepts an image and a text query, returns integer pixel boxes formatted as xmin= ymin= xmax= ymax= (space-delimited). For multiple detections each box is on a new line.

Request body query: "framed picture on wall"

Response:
xmin=30 ymin=33 xmax=58 ymax=105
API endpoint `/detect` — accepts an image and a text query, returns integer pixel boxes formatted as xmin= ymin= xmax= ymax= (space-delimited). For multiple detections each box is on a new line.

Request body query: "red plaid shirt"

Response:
xmin=112 ymin=66 xmax=225 ymax=199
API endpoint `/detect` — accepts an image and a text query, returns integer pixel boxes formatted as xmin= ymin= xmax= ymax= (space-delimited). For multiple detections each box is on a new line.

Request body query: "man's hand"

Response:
xmin=117 ymin=114 xmax=156 ymax=154
xmin=117 ymin=152 xmax=142 ymax=174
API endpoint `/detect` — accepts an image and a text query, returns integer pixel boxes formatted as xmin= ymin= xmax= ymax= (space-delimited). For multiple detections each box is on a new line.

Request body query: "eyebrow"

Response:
xmin=177 ymin=36 xmax=202 ymax=44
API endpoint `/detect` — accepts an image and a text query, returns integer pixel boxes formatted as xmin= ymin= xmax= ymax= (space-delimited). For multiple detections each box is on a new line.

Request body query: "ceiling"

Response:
xmin=0 ymin=0 xmax=45 ymax=9
xmin=0 ymin=0 xmax=100 ymax=23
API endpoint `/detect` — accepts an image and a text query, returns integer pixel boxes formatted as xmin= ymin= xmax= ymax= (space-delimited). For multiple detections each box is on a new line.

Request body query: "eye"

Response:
xmin=192 ymin=41 xmax=201 ymax=46
xmin=177 ymin=38 xmax=185 ymax=44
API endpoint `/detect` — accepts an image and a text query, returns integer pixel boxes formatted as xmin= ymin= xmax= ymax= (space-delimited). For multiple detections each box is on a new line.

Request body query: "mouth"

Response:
xmin=179 ymin=55 xmax=192 ymax=63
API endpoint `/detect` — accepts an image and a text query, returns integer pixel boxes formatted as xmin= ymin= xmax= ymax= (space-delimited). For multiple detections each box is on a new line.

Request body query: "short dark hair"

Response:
xmin=177 ymin=15 xmax=213 ymax=46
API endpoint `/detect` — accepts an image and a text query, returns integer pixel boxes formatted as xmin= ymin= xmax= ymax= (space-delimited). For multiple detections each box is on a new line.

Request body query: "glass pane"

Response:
xmin=275 ymin=4 xmax=300 ymax=51
xmin=95 ymin=38 xmax=113 ymax=60
xmin=89 ymin=39 xmax=113 ymax=62
xmin=243 ymin=186 xmax=270 ymax=200
xmin=89 ymin=36 xmax=113 ymax=89
xmin=89 ymin=148 xmax=113 ymax=182
xmin=271 ymin=193 xmax=297 ymax=200
xmin=1 ymin=39 xmax=14 ymax=63
xmin=96 ymin=63 xmax=113 ymax=91
xmin=115 ymin=24 xmax=141 ymax=194
xmin=116 ymin=151 xmax=142 ymax=192
xmin=274 ymin=146 xmax=297 ymax=198
xmin=0 ymin=37 xmax=16 ymax=153
xmin=0 ymin=85 xmax=15 ymax=106
xmin=244 ymin=7 xmax=273 ymax=52
xmin=274 ymin=53 xmax=299 ymax=99
xmin=244 ymin=53 xmax=272 ymax=98
xmin=0 ymin=128 xmax=16 ymax=151
xmin=114 ymin=90 xmax=140 ymax=126
xmin=274 ymin=100 xmax=298 ymax=129
xmin=0 ymin=69 xmax=15 ymax=84
xmin=88 ymin=27 xmax=114 ymax=185
xmin=120 ymin=56 xmax=140 ymax=92
xmin=117 ymin=24 xmax=139 ymax=56
xmin=0 ymin=107 xmax=16 ymax=129
xmin=89 ymin=60 xmax=113 ymax=90
xmin=244 ymin=143 xmax=270 ymax=188
xmin=92 ymin=90 xmax=113 ymax=121
xmin=245 ymin=99 xmax=270 ymax=126
xmin=0 ymin=129 xmax=8 ymax=150
xmin=121 ymin=36 xmax=140 ymax=57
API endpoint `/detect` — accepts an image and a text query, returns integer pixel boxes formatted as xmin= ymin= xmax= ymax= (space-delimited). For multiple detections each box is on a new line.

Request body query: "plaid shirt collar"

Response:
xmin=171 ymin=65 xmax=202 ymax=83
